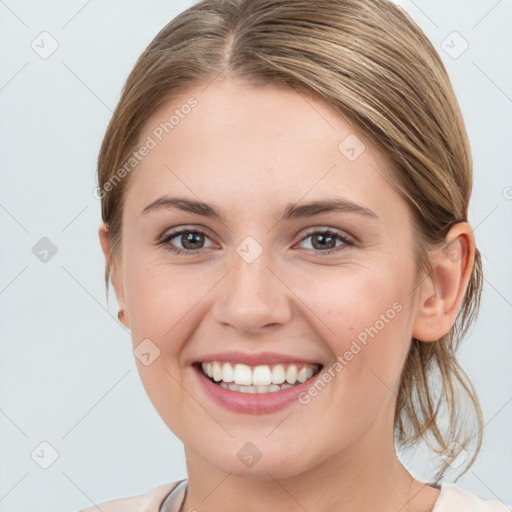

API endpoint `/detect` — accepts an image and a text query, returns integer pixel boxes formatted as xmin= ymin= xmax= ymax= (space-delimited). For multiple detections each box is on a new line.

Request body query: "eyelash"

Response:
xmin=158 ymin=227 xmax=354 ymax=256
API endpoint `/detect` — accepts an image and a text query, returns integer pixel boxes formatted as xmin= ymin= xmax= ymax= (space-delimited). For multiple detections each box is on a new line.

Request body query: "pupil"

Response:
xmin=314 ymin=233 xmax=335 ymax=250
xmin=183 ymin=232 xmax=203 ymax=249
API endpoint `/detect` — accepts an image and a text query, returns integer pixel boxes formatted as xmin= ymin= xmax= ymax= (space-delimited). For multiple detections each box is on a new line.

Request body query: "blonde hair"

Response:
xmin=97 ymin=0 xmax=483 ymax=481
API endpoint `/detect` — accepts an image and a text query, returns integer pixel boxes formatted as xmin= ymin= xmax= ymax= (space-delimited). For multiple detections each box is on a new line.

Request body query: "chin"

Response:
xmin=200 ymin=439 xmax=320 ymax=481
xmin=213 ymin=456 xmax=309 ymax=481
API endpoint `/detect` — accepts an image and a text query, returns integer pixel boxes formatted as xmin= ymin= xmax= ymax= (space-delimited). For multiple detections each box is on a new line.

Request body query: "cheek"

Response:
xmin=124 ymin=259 xmax=202 ymax=339
xmin=309 ymin=266 xmax=412 ymax=387
xmin=312 ymin=263 xmax=408 ymax=333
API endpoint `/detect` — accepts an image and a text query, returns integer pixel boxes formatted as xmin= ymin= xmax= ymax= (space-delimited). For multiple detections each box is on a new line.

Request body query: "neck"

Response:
xmin=181 ymin=415 xmax=421 ymax=512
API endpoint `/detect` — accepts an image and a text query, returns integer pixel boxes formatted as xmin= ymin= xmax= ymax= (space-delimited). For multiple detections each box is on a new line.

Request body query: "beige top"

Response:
xmin=77 ymin=480 xmax=511 ymax=512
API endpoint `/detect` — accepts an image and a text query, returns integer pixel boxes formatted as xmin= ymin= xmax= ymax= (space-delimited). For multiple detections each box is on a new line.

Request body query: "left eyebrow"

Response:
xmin=141 ymin=195 xmax=379 ymax=222
xmin=278 ymin=198 xmax=379 ymax=222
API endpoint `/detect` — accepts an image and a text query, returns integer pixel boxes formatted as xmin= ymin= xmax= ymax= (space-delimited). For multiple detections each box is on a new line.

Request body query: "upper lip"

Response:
xmin=194 ymin=351 xmax=323 ymax=367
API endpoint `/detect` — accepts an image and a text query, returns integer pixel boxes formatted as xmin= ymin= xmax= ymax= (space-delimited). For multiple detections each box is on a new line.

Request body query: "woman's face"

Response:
xmin=108 ymin=78 xmax=427 ymax=478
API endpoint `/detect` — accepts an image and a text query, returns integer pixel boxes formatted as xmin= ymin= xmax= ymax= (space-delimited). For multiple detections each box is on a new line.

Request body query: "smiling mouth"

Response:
xmin=197 ymin=361 xmax=323 ymax=393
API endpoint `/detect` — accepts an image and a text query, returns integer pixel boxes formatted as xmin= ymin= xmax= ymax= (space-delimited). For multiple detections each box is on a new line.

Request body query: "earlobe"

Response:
xmin=98 ymin=222 xmax=129 ymax=328
xmin=412 ymin=223 xmax=475 ymax=342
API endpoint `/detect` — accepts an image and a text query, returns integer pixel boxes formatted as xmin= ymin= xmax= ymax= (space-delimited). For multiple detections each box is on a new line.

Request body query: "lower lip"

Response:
xmin=193 ymin=364 xmax=321 ymax=415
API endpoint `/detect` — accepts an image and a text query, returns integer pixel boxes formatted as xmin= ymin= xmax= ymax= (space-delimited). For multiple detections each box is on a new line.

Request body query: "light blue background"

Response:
xmin=0 ymin=1 xmax=511 ymax=510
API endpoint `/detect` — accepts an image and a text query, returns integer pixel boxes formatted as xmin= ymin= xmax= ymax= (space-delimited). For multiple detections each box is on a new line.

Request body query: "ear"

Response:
xmin=98 ymin=222 xmax=130 ymax=329
xmin=412 ymin=222 xmax=475 ymax=342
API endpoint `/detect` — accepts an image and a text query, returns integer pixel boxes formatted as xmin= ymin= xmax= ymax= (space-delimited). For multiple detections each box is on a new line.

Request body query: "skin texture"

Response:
xmin=99 ymin=78 xmax=475 ymax=512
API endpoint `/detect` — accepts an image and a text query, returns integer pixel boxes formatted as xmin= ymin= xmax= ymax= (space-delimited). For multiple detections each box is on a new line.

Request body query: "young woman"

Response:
xmin=80 ymin=0 xmax=509 ymax=510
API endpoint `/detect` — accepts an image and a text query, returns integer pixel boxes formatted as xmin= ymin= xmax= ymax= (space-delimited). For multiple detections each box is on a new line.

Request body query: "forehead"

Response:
xmin=124 ymin=78 xmax=404 ymax=223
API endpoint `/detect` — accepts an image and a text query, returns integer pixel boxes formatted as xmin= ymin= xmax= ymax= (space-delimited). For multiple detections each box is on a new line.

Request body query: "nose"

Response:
xmin=211 ymin=246 xmax=292 ymax=335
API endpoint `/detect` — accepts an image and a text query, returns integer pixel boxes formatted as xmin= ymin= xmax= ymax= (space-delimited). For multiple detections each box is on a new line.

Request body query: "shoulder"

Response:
xmin=77 ymin=481 xmax=181 ymax=512
xmin=435 ymin=483 xmax=511 ymax=512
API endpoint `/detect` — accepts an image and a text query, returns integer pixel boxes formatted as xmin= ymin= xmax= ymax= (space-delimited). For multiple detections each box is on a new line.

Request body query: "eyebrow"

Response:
xmin=141 ymin=196 xmax=379 ymax=223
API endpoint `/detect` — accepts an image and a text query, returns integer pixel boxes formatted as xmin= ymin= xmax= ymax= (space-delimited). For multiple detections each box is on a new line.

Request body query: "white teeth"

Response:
xmin=234 ymin=364 xmax=252 ymax=385
xmin=222 ymin=362 xmax=234 ymax=382
xmin=285 ymin=365 xmax=298 ymax=384
xmin=217 ymin=382 xmax=296 ymax=393
xmin=212 ymin=362 xmax=222 ymax=382
xmin=271 ymin=364 xmax=286 ymax=384
xmin=297 ymin=366 xmax=308 ymax=383
xmin=200 ymin=361 xmax=320 ymax=391
xmin=253 ymin=365 xmax=272 ymax=386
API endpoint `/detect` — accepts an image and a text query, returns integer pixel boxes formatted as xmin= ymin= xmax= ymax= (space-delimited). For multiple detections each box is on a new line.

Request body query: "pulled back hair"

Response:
xmin=97 ymin=0 xmax=483 ymax=481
